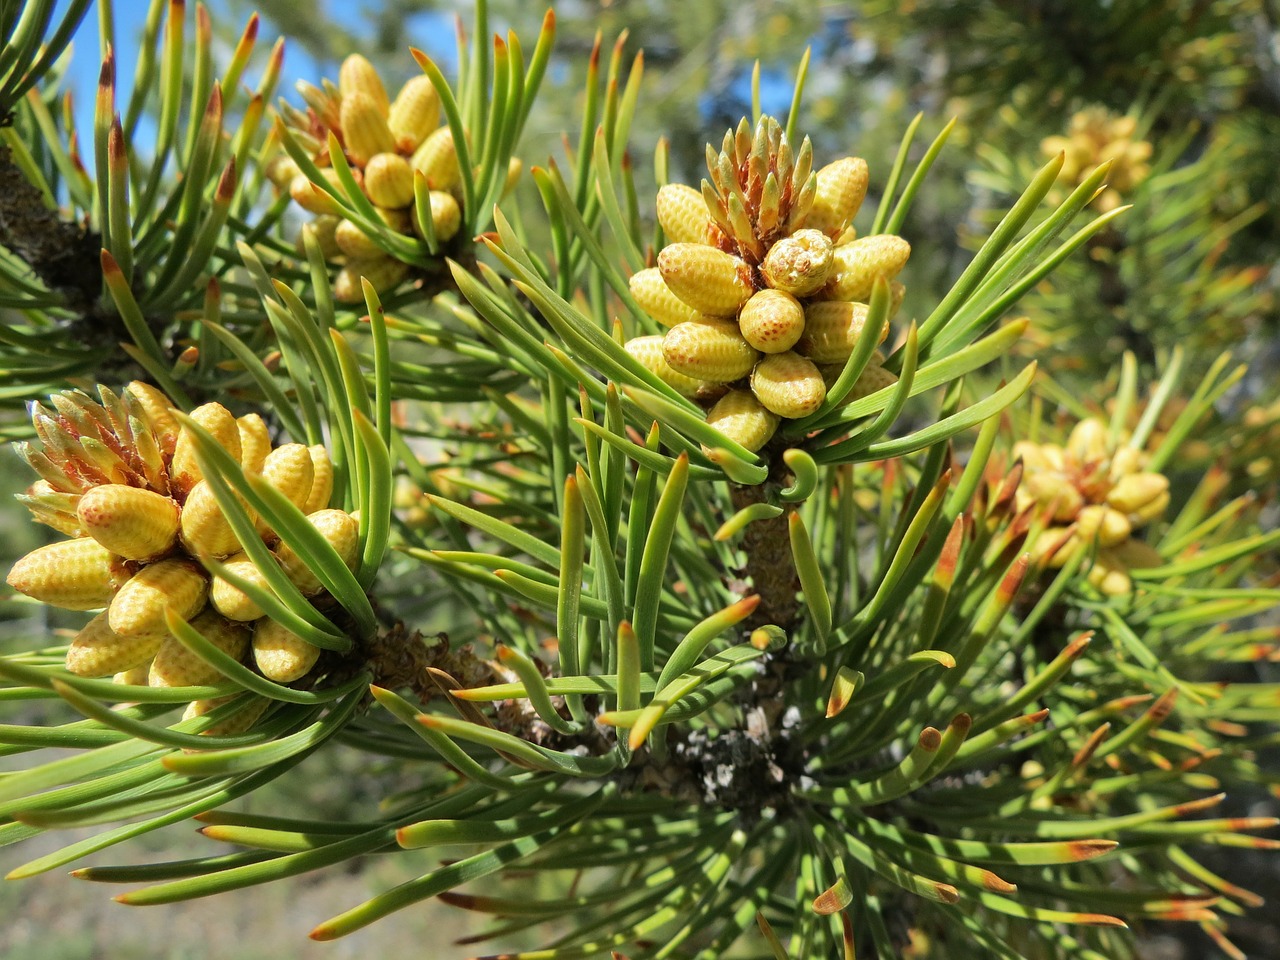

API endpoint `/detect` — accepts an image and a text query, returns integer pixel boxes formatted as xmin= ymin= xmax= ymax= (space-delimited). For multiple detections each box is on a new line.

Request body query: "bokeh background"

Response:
xmin=4 ymin=1 xmax=1279 ymax=957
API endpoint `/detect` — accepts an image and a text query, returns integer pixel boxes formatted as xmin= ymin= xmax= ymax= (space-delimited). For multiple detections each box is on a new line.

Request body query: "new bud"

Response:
xmin=760 ymin=229 xmax=833 ymax=297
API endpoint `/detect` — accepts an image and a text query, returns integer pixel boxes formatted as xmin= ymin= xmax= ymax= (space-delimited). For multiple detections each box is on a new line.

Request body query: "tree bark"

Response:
xmin=0 ymin=143 xmax=102 ymax=311
xmin=729 ymin=481 xmax=799 ymax=629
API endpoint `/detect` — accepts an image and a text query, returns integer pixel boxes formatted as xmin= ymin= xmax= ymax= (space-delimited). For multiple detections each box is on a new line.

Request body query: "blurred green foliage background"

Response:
xmin=215 ymin=0 xmax=1279 ymax=395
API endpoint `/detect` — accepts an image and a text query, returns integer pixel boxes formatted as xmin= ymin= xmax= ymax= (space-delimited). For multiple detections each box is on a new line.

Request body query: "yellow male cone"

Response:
xmin=1088 ymin=551 xmax=1133 ymax=596
xmin=170 ymin=403 xmax=241 ymax=497
xmin=738 ymin=289 xmax=806 ymax=354
xmin=7 ymin=538 xmax=126 ymax=610
xmin=261 ymin=444 xmax=316 ymax=510
xmin=806 ymin=158 xmax=869 ymax=236
xmin=625 ymin=336 xmax=717 ymax=399
xmin=657 ymin=244 xmax=753 ymax=317
xmin=656 ymin=183 xmax=711 ymax=245
xmin=149 ymin=611 xmax=249 ymax=688
xmin=1106 ymin=473 xmax=1170 ymax=520
xmin=412 ymin=126 xmax=461 ymax=191
xmin=364 ymin=153 xmax=416 ymax=208
xmin=822 ymin=235 xmax=911 ymax=303
xmin=237 ymin=414 xmax=272 ymax=474
xmin=180 ymin=480 xmax=244 ymax=559
xmin=820 ymin=361 xmax=899 ymax=404
xmin=1012 ymin=440 xmax=1064 ymax=473
xmin=210 ymin=551 xmax=273 ymax=622
xmin=760 ymin=229 xmax=833 ymax=298
xmin=335 ymin=218 xmax=385 ymax=260
xmin=335 ymin=256 xmax=411 ymax=303
xmin=253 ymin=617 xmax=321 ymax=683
xmin=108 ymin=558 xmax=209 ymax=643
xmin=1066 ymin=418 xmax=1109 ymax=465
xmin=341 ymin=90 xmax=397 ymax=166
xmin=388 ymin=75 xmax=440 ymax=150
xmin=1023 ymin=471 xmax=1086 ymax=521
xmin=303 ymin=446 xmax=335 ymax=514
xmin=629 ymin=268 xmax=701 ymax=328
xmin=276 ymin=509 xmax=360 ymax=596
xmin=338 ymin=54 xmax=390 ymax=115
xmin=184 ymin=694 xmax=270 ymax=737
xmin=705 ymin=390 xmax=779 ymax=453
xmin=1076 ymin=505 xmax=1132 ymax=547
xmin=412 ymin=191 xmax=462 ymax=243
xmin=290 ymin=171 xmax=347 ymax=217
xmin=302 ymin=216 xmax=344 ymax=260
xmin=65 ymin=611 xmax=159 ymax=677
xmin=114 ymin=664 xmax=152 ymax=686
xmin=798 ymin=301 xmax=881 ymax=364
xmin=76 ymin=484 xmax=179 ymax=561
xmin=661 ymin=320 xmax=759 ymax=382
xmin=751 ymin=352 xmax=827 ymax=418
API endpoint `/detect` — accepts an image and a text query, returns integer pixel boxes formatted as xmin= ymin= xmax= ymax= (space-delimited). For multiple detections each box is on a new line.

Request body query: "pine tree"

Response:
xmin=1 ymin=2 xmax=1277 ymax=958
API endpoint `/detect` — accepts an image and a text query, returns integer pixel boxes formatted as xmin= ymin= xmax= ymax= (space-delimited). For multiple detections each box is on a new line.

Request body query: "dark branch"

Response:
xmin=0 ymin=143 xmax=102 ymax=312
xmin=730 ymin=479 xmax=800 ymax=629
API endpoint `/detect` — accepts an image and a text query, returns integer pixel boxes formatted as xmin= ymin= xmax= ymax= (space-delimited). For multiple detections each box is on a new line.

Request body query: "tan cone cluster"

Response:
xmin=5 ymin=385 xmax=359 ymax=728
xmin=1015 ymin=418 xmax=1169 ymax=595
xmin=1041 ymin=108 xmax=1152 ymax=212
xmin=624 ymin=116 xmax=908 ymax=453
xmin=1240 ymin=397 xmax=1280 ymax=482
xmin=270 ymin=54 xmax=500 ymax=302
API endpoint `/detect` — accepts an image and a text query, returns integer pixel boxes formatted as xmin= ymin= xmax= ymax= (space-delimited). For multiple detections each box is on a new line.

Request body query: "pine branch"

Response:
xmin=731 ymin=478 xmax=800 ymax=629
xmin=0 ymin=141 xmax=102 ymax=311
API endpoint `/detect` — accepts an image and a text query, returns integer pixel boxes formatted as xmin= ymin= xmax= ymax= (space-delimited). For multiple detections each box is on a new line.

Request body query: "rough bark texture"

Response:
xmin=0 ymin=143 xmax=102 ymax=311
xmin=344 ymin=622 xmax=491 ymax=707
xmin=730 ymin=480 xmax=800 ymax=629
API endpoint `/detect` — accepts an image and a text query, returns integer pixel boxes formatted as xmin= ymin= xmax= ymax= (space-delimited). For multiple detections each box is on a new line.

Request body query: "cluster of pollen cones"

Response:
xmin=5 ymin=384 xmax=359 ymax=733
xmin=271 ymin=54 xmax=512 ymax=301
xmin=624 ymin=115 xmax=910 ymax=453
xmin=1017 ymin=417 xmax=1170 ymax=595
xmin=1042 ymin=107 xmax=1152 ymax=212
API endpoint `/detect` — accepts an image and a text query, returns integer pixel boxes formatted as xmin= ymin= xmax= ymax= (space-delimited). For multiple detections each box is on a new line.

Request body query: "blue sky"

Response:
xmin=55 ymin=0 xmax=799 ymax=191
xmin=61 ymin=1 xmax=458 ymax=138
